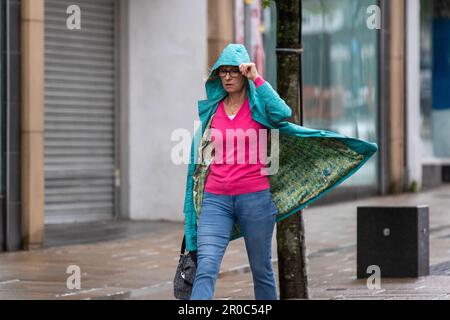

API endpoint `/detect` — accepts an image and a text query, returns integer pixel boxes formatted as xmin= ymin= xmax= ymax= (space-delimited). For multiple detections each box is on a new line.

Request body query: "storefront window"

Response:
xmin=301 ymin=0 xmax=379 ymax=187
xmin=420 ymin=0 xmax=433 ymax=158
xmin=424 ymin=0 xmax=450 ymax=158
xmin=262 ymin=0 xmax=379 ymax=187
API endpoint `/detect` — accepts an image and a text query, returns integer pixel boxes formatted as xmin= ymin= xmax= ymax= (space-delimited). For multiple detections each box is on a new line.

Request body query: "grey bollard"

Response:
xmin=357 ymin=205 xmax=429 ymax=278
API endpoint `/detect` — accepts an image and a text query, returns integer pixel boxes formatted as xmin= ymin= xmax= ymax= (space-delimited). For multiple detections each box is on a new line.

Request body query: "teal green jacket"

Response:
xmin=183 ymin=44 xmax=378 ymax=252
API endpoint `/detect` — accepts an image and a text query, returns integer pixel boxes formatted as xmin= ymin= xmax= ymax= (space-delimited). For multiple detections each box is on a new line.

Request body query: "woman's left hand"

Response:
xmin=239 ymin=63 xmax=259 ymax=81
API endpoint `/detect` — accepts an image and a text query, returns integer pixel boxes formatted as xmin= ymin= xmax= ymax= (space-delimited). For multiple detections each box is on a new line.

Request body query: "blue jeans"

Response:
xmin=190 ymin=188 xmax=278 ymax=300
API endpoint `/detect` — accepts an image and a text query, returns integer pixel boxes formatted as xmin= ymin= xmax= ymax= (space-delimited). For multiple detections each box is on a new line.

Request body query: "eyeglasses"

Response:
xmin=218 ymin=68 xmax=240 ymax=78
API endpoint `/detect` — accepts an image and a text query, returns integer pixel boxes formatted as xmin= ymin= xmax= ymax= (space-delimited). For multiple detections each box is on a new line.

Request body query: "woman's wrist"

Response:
xmin=253 ymin=75 xmax=265 ymax=88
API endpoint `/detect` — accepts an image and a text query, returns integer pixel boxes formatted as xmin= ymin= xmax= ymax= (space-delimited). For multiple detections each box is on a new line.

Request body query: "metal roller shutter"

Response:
xmin=44 ymin=0 xmax=117 ymax=223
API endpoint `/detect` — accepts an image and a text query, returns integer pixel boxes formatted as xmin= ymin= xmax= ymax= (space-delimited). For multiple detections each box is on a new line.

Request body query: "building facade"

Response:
xmin=1 ymin=0 xmax=449 ymax=251
xmin=1 ymin=0 xmax=207 ymax=250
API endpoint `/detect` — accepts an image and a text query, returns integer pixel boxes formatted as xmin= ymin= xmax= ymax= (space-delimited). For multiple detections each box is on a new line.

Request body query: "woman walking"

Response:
xmin=190 ymin=56 xmax=279 ymax=300
xmin=182 ymin=44 xmax=378 ymax=300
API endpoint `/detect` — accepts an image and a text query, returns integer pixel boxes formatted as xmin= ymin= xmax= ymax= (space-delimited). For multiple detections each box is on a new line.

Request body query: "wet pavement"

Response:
xmin=1 ymin=184 xmax=450 ymax=300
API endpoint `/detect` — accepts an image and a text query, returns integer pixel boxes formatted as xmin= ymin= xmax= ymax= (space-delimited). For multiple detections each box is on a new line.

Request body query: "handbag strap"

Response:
xmin=180 ymin=235 xmax=198 ymax=257
xmin=180 ymin=234 xmax=186 ymax=254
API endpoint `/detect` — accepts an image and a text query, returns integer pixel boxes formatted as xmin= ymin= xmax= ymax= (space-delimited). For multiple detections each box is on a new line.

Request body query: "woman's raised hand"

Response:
xmin=239 ymin=63 xmax=259 ymax=81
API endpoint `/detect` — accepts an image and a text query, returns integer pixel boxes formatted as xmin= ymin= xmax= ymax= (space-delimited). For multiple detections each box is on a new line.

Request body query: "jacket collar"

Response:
xmin=198 ymin=80 xmax=258 ymax=125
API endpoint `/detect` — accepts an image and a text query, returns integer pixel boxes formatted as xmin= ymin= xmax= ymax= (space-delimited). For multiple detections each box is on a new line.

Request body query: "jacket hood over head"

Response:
xmin=204 ymin=43 xmax=252 ymax=103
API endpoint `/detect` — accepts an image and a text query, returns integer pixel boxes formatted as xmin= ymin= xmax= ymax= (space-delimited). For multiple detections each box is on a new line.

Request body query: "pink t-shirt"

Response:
xmin=204 ymin=76 xmax=270 ymax=195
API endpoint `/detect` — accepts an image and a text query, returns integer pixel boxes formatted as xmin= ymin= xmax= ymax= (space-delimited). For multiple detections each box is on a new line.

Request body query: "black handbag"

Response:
xmin=173 ymin=235 xmax=197 ymax=300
